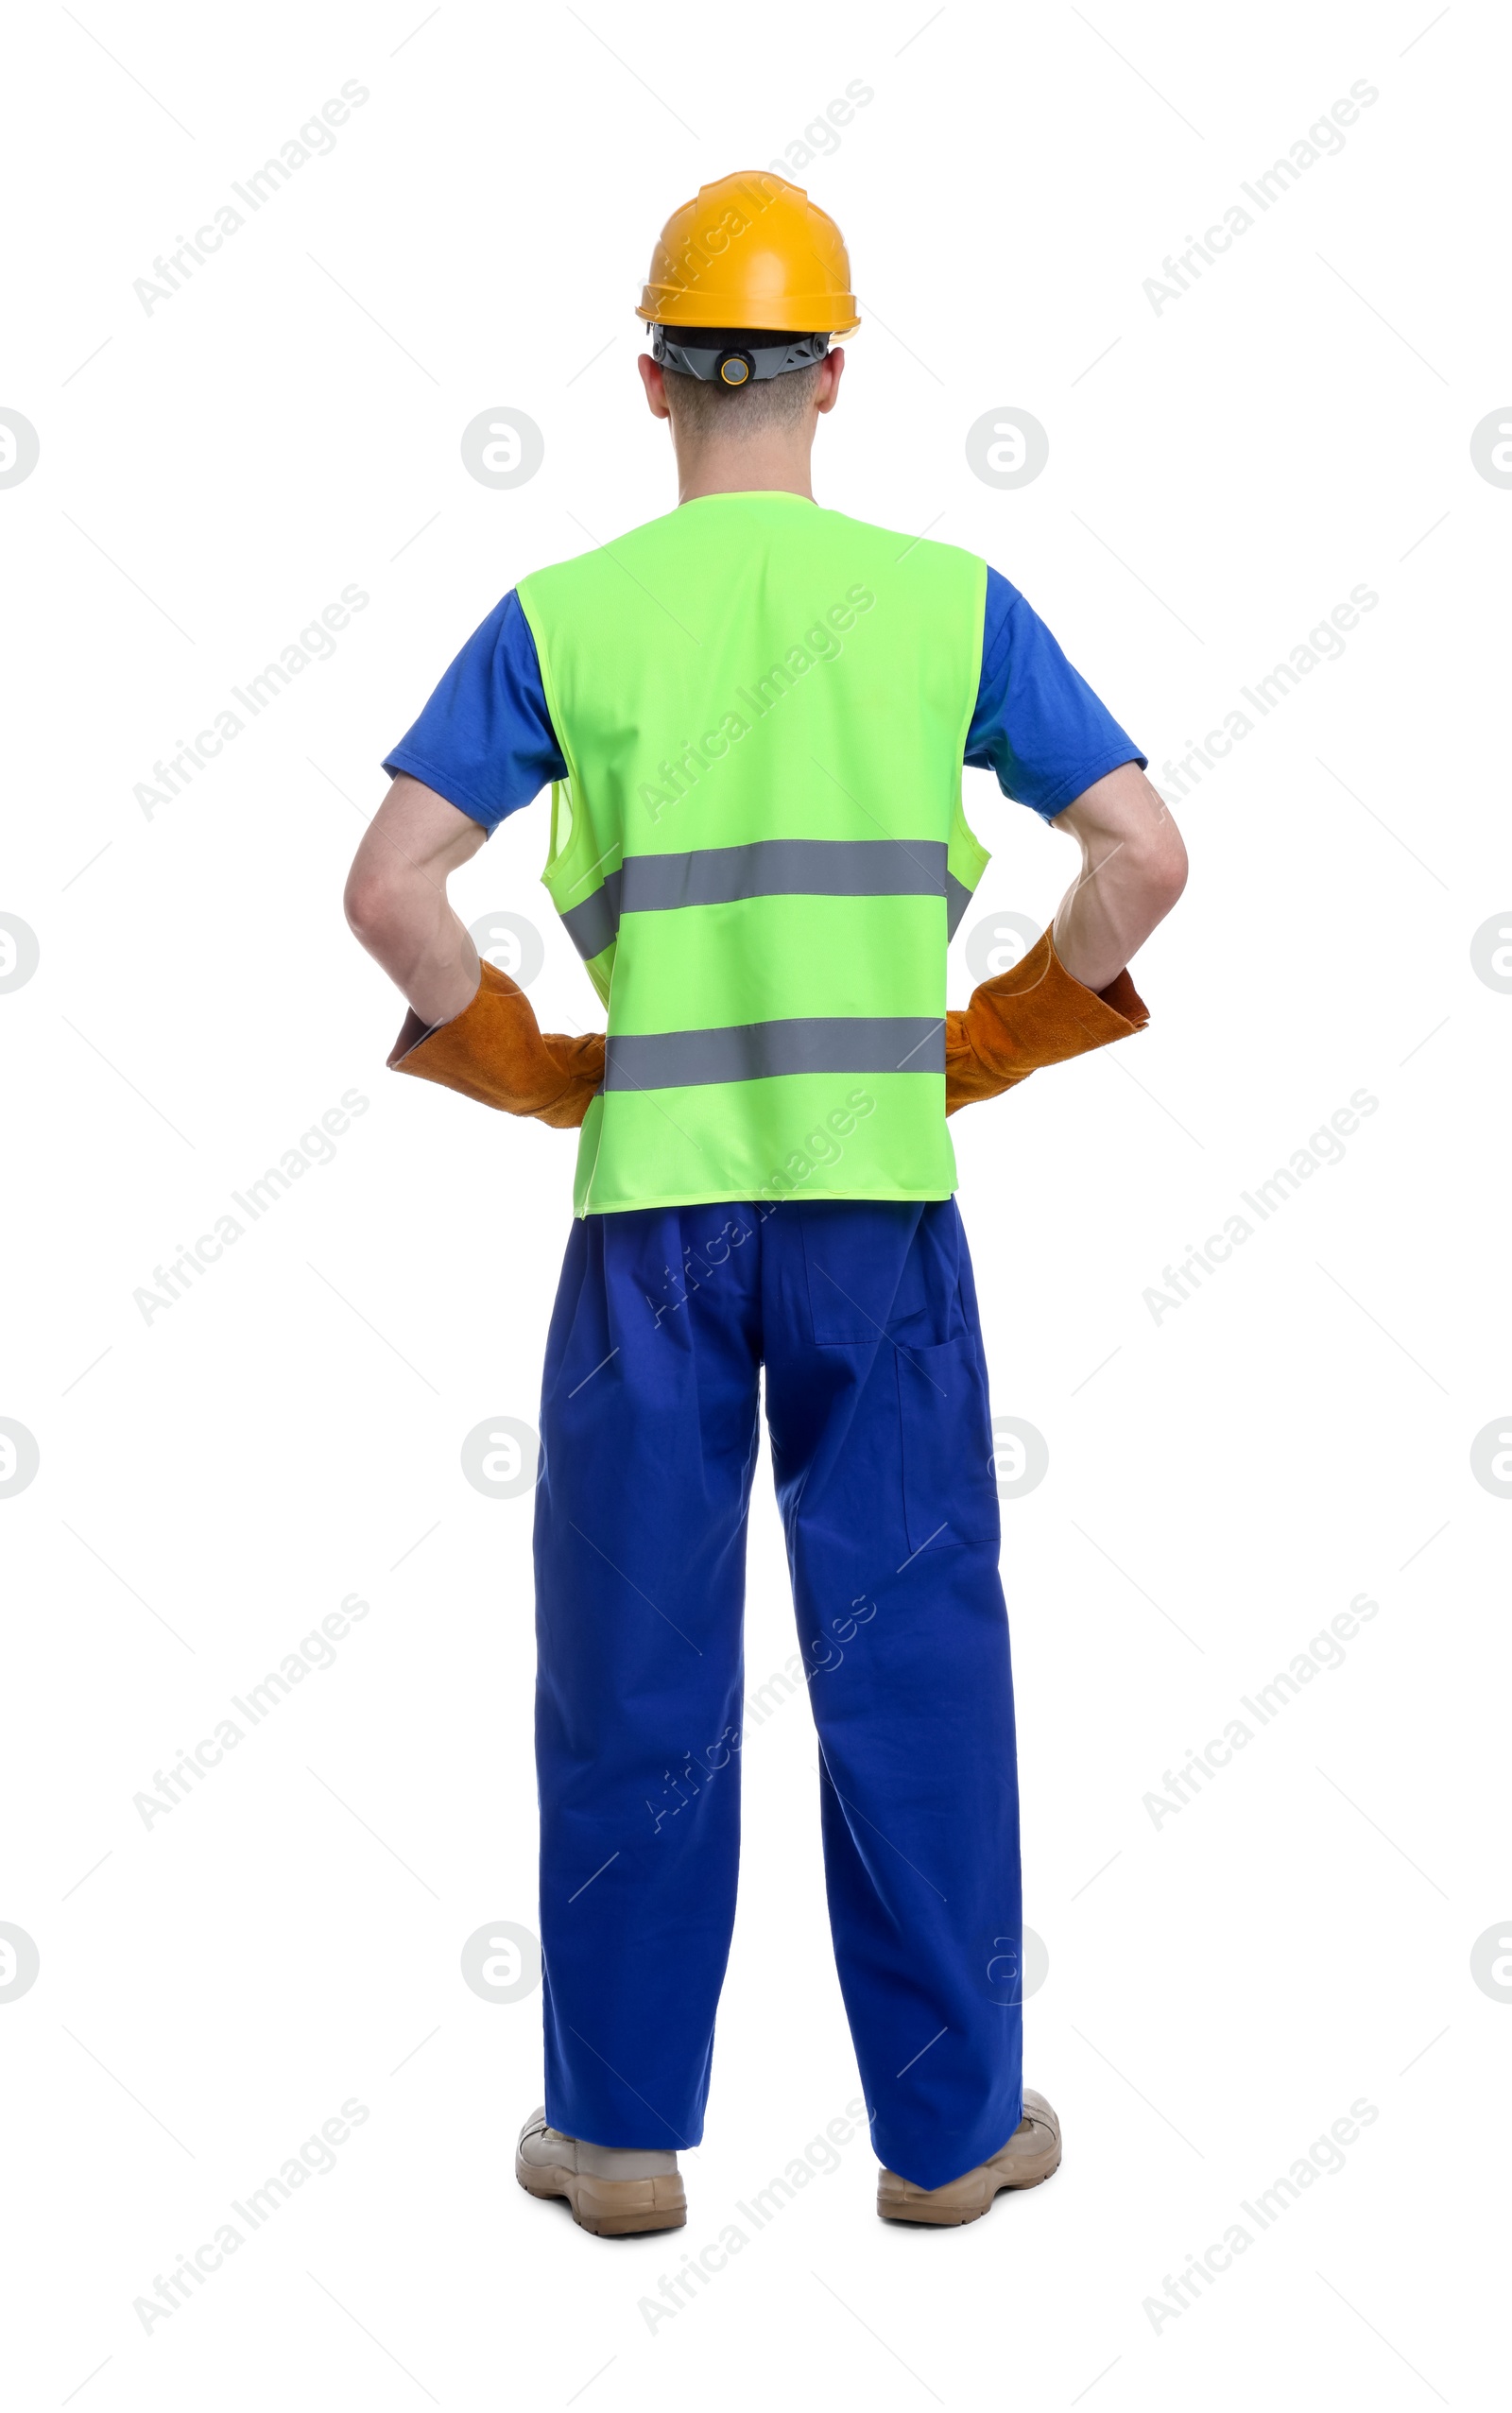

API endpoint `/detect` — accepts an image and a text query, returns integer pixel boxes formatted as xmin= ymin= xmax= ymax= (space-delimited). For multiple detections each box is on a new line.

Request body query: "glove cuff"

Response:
xmin=387 ymin=960 xmax=605 ymax=1129
xmin=945 ymin=925 xmax=1148 ymax=1115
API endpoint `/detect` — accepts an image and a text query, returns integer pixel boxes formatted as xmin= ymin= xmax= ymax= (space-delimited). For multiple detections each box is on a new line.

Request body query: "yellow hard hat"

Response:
xmin=637 ymin=171 xmax=860 ymax=336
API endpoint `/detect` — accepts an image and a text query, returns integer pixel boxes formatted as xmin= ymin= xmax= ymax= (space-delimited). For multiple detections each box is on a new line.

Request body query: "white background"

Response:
xmin=4 ymin=2 xmax=1508 ymax=2405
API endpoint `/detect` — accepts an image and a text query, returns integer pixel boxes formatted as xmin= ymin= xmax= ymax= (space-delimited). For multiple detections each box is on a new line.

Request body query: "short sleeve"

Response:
xmin=382 ymin=589 xmax=567 ymax=832
xmin=966 ymin=567 xmax=1145 ymax=819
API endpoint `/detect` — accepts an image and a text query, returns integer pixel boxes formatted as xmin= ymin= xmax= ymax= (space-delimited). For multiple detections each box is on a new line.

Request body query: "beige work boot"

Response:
xmin=515 ymin=2107 xmax=687 ymax=2236
xmin=876 ymin=2088 xmax=1061 ymax=2225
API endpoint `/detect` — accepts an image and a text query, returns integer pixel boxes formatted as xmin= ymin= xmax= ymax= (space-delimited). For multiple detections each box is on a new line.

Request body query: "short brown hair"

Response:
xmin=661 ymin=358 xmax=824 ymax=440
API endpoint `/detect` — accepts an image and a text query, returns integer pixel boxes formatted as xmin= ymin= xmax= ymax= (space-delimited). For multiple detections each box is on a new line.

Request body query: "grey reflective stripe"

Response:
xmin=622 ymin=838 xmax=948 ymax=913
xmin=945 ymin=872 xmax=973 ymax=939
xmin=558 ymin=866 xmax=622 ymax=962
xmin=603 ymin=1017 xmax=945 ymax=1092
xmin=557 ymin=840 xmax=948 ymax=960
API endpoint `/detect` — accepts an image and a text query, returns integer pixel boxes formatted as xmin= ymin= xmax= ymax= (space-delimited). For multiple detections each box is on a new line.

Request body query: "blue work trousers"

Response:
xmin=533 ymin=1196 xmax=1022 ymax=2191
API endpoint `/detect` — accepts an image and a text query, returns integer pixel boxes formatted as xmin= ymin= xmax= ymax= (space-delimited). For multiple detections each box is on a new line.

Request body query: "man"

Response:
xmin=345 ymin=172 xmax=1185 ymax=2237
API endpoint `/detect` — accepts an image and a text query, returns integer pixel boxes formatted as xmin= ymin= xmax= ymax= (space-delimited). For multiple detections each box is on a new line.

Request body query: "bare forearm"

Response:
xmin=1050 ymin=764 xmax=1187 ymax=991
xmin=1052 ymin=847 xmax=1172 ymax=991
xmin=352 ymin=884 xmax=480 ymax=1025
xmin=344 ymin=775 xmax=488 ymax=1026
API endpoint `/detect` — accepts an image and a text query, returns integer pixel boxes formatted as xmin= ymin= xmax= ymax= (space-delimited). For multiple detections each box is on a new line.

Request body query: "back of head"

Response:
xmin=655 ymin=327 xmax=829 ymax=439
xmin=637 ymin=171 xmax=859 ymax=441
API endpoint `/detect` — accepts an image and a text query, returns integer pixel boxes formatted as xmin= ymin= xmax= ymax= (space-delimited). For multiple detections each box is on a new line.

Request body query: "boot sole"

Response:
xmin=516 ymin=2152 xmax=687 ymax=2237
xmin=877 ymin=2138 xmax=1062 ymax=2225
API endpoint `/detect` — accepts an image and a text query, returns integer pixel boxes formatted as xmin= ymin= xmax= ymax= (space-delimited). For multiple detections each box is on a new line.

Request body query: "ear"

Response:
xmin=815 ymin=348 xmax=846 ymax=416
xmin=637 ymin=353 xmax=671 ymax=420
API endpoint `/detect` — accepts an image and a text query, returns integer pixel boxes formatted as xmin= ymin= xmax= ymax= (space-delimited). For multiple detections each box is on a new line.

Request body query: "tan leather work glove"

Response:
xmin=945 ymin=924 xmax=1148 ymax=1115
xmin=387 ymin=960 xmax=605 ymax=1130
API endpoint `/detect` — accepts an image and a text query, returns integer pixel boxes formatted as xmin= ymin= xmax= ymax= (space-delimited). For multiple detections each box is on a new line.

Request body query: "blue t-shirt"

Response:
xmin=383 ymin=566 xmax=1143 ymax=831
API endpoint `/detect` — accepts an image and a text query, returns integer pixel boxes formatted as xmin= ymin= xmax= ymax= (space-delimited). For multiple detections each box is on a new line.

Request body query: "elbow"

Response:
xmin=1127 ymin=770 xmax=1188 ymax=914
xmin=1154 ymin=830 xmax=1189 ymax=912
xmin=344 ymin=865 xmax=399 ymax=950
xmin=1135 ymin=821 xmax=1188 ymax=919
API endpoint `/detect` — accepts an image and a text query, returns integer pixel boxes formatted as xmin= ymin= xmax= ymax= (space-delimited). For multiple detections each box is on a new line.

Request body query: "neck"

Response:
xmin=673 ymin=437 xmax=816 ymax=505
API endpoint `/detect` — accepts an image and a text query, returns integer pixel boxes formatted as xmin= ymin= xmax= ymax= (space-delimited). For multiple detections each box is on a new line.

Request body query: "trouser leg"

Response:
xmin=763 ymin=1197 xmax=1022 ymax=2192
xmin=534 ymin=1206 xmax=762 ymax=2149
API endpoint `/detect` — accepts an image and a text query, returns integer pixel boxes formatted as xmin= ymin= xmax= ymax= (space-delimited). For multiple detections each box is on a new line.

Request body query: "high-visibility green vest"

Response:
xmin=517 ymin=491 xmax=989 ymax=1216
